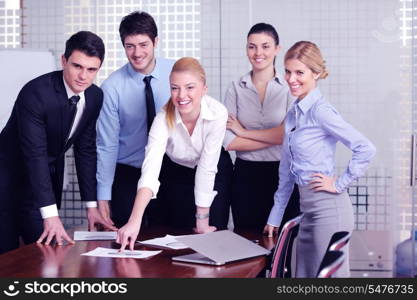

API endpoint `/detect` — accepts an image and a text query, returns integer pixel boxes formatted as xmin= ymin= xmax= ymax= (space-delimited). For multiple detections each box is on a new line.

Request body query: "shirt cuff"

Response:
xmin=194 ymin=188 xmax=217 ymax=208
xmin=85 ymin=201 xmax=98 ymax=208
xmin=267 ymin=204 xmax=284 ymax=227
xmin=334 ymin=177 xmax=347 ymax=194
xmin=40 ymin=204 xmax=59 ymax=219
xmin=223 ymin=130 xmax=237 ymax=149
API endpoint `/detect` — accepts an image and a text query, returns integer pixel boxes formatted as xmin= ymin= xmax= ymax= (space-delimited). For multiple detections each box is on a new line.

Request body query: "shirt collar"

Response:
xmin=239 ymin=72 xmax=252 ymax=87
xmin=274 ymin=71 xmax=285 ymax=85
xmin=174 ymin=95 xmax=216 ymax=125
xmin=127 ymin=57 xmax=161 ymax=81
xmin=200 ymin=95 xmax=216 ymax=120
xmin=295 ymin=87 xmax=322 ymax=114
xmin=62 ymin=75 xmax=85 ymax=100
xmin=239 ymin=70 xmax=284 ymax=88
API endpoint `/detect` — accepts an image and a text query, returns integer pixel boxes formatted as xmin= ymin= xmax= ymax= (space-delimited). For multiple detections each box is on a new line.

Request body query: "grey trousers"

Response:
xmin=296 ymin=186 xmax=354 ymax=278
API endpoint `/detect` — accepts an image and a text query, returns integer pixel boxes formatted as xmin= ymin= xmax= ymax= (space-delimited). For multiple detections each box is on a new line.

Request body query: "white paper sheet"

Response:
xmin=138 ymin=234 xmax=188 ymax=250
xmin=74 ymin=231 xmax=117 ymax=241
xmin=81 ymin=247 xmax=161 ymax=259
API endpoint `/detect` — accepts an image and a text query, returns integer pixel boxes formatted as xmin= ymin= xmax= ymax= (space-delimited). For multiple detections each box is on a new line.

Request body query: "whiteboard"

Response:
xmin=0 ymin=49 xmax=57 ymax=130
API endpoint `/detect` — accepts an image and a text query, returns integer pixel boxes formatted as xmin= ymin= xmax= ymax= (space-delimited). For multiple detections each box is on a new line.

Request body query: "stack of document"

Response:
xmin=81 ymin=247 xmax=161 ymax=259
xmin=74 ymin=231 xmax=117 ymax=241
xmin=138 ymin=235 xmax=188 ymax=250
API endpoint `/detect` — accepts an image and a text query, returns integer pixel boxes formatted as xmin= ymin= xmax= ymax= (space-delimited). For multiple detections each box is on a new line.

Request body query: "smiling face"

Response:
xmin=61 ymin=50 xmax=101 ymax=94
xmin=169 ymin=70 xmax=207 ymax=118
xmin=284 ymin=58 xmax=319 ymax=100
xmin=246 ymin=32 xmax=280 ymax=72
xmin=124 ymin=34 xmax=158 ymax=74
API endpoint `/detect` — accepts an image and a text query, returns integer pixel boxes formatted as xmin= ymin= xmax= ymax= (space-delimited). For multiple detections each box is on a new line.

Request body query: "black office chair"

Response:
xmin=328 ymin=231 xmax=351 ymax=251
xmin=266 ymin=213 xmax=304 ymax=278
xmin=317 ymin=250 xmax=345 ymax=278
xmin=316 ymin=231 xmax=351 ymax=278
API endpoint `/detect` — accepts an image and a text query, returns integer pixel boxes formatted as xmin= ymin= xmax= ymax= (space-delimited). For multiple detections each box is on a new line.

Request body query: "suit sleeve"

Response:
xmin=73 ymin=90 xmax=103 ymax=202
xmin=16 ymin=84 xmax=56 ymax=208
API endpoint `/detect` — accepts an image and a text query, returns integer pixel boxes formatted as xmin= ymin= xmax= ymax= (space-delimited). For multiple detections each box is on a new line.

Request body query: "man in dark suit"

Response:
xmin=0 ymin=31 xmax=116 ymax=254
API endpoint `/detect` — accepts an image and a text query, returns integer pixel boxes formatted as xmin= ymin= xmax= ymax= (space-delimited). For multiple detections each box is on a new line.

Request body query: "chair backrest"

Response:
xmin=316 ymin=231 xmax=351 ymax=278
xmin=317 ymin=250 xmax=345 ymax=278
xmin=328 ymin=231 xmax=351 ymax=251
xmin=268 ymin=213 xmax=304 ymax=278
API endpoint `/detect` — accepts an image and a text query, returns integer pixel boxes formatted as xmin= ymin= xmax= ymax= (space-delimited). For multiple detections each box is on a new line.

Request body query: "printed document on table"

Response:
xmin=138 ymin=235 xmax=188 ymax=250
xmin=81 ymin=247 xmax=161 ymax=259
xmin=74 ymin=231 xmax=117 ymax=241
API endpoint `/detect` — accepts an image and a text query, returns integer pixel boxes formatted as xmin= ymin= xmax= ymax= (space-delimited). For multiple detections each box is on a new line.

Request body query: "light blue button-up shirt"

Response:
xmin=267 ymin=87 xmax=376 ymax=226
xmin=96 ymin=58 xmax=175 ymax=200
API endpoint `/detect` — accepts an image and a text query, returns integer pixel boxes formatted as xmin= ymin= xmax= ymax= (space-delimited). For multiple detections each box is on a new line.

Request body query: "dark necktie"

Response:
xmin=143 ymin=76 xmax=156 ymax=132
xmin=66 ymin=95 xmax=80 ymax=141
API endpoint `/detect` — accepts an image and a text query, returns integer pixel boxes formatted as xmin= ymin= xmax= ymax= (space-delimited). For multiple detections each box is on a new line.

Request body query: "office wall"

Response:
xmin=0 ymin=0 xmax=20 ymax=48
xmin=21 ymin=0 xmax=201 ymax=84
xmin=0 ymin=49 xmax=56 ymax=129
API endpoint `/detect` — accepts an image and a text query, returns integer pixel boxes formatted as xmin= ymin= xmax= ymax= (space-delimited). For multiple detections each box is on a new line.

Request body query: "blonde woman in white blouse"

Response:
xmin=117 ymin=57 xmax=229 ymax=251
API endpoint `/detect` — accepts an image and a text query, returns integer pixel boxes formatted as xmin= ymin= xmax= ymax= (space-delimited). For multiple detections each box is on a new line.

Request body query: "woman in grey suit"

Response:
xmin=264 ymin=41 xmax=376 ymax=277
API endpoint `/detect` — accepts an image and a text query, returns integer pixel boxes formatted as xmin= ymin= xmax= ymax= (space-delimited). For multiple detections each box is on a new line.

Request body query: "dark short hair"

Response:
xmin=119 ymin=11 xmax=158 ymax=45
xmin=64 ymin=31 xmax=105 ymax=65
xmin=247 ymin=23 xmax=279 ymax=45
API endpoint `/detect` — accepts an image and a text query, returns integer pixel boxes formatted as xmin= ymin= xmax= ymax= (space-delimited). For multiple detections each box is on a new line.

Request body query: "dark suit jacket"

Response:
xmin=0 ymin=70 xmax=103 ymax=211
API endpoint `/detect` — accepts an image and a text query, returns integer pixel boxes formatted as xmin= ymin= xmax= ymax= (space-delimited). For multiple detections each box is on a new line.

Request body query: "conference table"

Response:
xmin=0 ymin=227 xmax=276 ymax=278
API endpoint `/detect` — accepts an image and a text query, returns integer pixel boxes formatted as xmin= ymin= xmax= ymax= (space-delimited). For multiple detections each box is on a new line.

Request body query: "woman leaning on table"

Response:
xmin=223 ymin=23 xmax=299 ymax=232
xmin=264 ymin=41 xmax=376 ymax=277
xmin=117 ymin=57 xmax=230 ymax=251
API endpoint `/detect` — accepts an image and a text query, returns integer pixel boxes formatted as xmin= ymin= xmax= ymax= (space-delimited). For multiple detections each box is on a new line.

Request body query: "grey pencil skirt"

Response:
xmin=296 ymin=186 xmax=354 ymax=278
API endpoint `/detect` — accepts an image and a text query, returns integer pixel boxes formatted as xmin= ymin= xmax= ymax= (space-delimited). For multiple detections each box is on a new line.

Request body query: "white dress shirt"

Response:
xmin=137 ymin=95 xmax=228 ymax=208
xmin=40 ymin=77 xmax=95 ymax=219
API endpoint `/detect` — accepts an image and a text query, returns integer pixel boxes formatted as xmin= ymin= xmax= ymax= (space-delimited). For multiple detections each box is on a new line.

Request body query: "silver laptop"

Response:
xmin=172 ymin=230 xmax=270 ymax=266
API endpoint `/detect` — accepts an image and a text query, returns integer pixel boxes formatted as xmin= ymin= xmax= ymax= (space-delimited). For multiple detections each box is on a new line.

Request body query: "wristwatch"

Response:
xmin=195 ymin=212 xmax=210 ymax=220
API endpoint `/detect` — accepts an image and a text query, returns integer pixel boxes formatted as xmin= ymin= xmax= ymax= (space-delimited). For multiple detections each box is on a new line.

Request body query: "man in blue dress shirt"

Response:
xmin=96 ymin=11 xmax=175 ymax=228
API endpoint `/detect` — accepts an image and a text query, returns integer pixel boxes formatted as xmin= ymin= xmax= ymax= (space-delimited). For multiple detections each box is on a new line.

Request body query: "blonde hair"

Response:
xmin=284 ymin=41 xmax=328 ymax=79
xmin=165 ymin=57 xmax=206 ymax=128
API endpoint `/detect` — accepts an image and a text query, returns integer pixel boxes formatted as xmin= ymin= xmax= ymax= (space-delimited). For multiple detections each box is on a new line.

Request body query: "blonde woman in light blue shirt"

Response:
xmin=265 ymin=41 xmax=376 ymax=277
